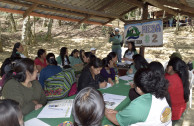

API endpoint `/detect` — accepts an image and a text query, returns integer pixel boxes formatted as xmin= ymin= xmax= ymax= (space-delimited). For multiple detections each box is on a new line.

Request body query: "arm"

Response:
xmin=34 ymin=81 xmax=47 ymax=106
xmin=2 ymin=80 xmax=35 ymax=115
xmin=105 ymin=109 xmax=119 ymax=125
xmin=109 ymin=68 xmax=116 ymax=80
xmin=36 ymin=65 xmax=42 ymax=73
xmin=38 ymin=70 xmax=45 ymax=89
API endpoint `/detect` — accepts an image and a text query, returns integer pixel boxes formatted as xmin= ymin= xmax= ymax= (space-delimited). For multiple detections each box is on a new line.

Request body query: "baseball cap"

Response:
xmin=91 ymin=48 xmax=96 ymax=51
xmin=115 ymin=28 xmax=119 ymax=32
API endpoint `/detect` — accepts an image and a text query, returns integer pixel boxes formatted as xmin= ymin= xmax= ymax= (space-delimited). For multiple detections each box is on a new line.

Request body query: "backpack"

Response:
xmin=44 ymin=68 xmax=76 ymax=100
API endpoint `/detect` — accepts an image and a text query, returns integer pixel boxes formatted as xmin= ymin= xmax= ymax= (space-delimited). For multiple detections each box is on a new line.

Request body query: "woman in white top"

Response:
xmin=11 ymin=42 xmax=26 ymax=58
xmin=123 ymin=41 xmax=137 ymax=64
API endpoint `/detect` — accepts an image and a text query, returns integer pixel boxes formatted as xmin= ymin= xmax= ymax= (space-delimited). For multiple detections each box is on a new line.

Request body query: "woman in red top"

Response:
xmin=165 ymin=57 xmax=189 ymax=121
xmin=34 ymin=49 xmax=47 ymax=73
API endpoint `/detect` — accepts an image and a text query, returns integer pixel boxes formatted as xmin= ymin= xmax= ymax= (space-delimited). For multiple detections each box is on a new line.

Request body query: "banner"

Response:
xmin=124 ymin=20 xmax=163 ymax=47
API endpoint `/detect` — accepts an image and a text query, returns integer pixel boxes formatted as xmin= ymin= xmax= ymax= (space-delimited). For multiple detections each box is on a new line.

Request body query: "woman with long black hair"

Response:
xmin=56 ymin=47 xmax=71 ymax=68
xmin=11 ymin=42 xmax=26 ymax=58
xmin=165 ymin=57 xmax=190 ymax=122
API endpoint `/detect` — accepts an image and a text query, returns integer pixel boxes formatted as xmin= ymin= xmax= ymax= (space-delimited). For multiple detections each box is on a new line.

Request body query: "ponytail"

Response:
xmin=46 ymin=53 xmax=57 ymax=66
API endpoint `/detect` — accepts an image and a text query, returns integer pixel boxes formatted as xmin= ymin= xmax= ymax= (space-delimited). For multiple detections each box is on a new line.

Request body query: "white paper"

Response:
xmin=119 ymin=75 xmax=134 ymax=81
xmin=125 ymin=61 xmax=133 ymax=64
xmin=117 ymin=62 xmax=126 ymax=66
xmin=102 ymin=83 xmax=112 ymax=89
xmin=103 ymin=93 xmax=126 ymax=109
xmin=24 ymin=118 xmax=50 ymax=126
xmin=37 ymin=99 xmax=74 ymax=118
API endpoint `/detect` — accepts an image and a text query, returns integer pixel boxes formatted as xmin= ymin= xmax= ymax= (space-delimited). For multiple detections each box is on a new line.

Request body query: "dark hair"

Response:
xmin=4 ymin=58 xmax=35 ymax=83
xmin=107 ymin=52 xmax=117 ymax=60
xmin=0 ymin=99 xmax=22 ymax=126
xmin=79 ymin=49 xmax=85 ymax=62
xmin=73 ymin=87 xmax=105 ymax=126
xmin=0 ymin=54 xmax=21 ymax=77
xmin=148 ymin=61 xmax=171 ymax=106
xmin=70 ymin=49 xmax=79 ymax=57
xmin=11 ymin=42 xmax=21 ymax=56
xmin=134 ymin=68 xmax=169 ymax=99
xmin=127 ymin=41 xmax=136 ymax=51
xmin=59 ymin=47 xmax=70 ymax=66
xmin=133 ymin=54 xmax=148 ymax=70
xmin=46 ymin=53 xmax=57 ymax=66
xmin=88 ymin=58 xmax=103 ymax=68
xmin=37 ymin=49 xmax=46 ymax=58
xmin=102 ymin=57 xmax=111 ymax=68
xmin=167 ymin=57 xmax=190 ymax=102
xmin=149 ymin=61 xmax=165 ymax=76
xmin=84 ymin=52 xmax=92 ymax=58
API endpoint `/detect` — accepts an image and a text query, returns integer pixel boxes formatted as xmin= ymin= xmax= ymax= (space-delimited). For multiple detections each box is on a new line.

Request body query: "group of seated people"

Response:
xmin=0 ymin=41 xmax=191 ymax=126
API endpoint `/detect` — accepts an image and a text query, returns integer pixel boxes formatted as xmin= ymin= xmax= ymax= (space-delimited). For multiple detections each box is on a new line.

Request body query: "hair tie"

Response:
xmin=13 ymin=72 xmax=16 ymax=75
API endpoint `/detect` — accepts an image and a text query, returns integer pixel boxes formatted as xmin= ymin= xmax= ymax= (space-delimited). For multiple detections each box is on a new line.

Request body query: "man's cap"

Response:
xmin=115 ymin=28 xmax=119 ymax=32
xmin=91 ymin=48 xmax=96 ymax=51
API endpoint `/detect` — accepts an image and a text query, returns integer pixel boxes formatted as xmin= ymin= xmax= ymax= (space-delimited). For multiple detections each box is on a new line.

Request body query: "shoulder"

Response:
xmin=4 ymin=79 xmax=20 ymax=87
xmin=32 ymin=80 xmax=42 ymax=88
xmin=34 ymin=58 xmax=40 ymax=64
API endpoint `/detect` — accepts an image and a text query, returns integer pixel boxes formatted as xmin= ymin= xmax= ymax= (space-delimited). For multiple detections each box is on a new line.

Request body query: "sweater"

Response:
xmin=100 ymin=67 xmax=116 ymax=80
xmin=165 ymin=73 xmax=186 ymax=120
xmin=78 ymin=67 xmax=106 ymax=92
xmin=2 ymin=79 xmax=47 ymax=115
xmin=39 ymin=65 xmax=62 ymax=88
xmin=109 ymin=34 xmax=123 ymax=50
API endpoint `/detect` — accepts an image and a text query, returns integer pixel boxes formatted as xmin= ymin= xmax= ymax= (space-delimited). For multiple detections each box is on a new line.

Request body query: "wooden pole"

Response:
xmin=176 ymin=13 xmax=180 ymax=32
xmin=139 ymin=3 xmax=148 ymax=57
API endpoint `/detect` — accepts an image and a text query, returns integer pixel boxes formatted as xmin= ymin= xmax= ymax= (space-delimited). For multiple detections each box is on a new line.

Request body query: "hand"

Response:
xmin=35 ymin=104 xmax=42 ymax=110
xmin=108 ymin=78 xmax=114 ymax=86
xmin=108 ymin=60 xmax=114 ymax=68
xmin=105 ymin=108 xmax=118 ymax=114
xmin=32 ymin=100 xmax=38 ymax=105
xmin=128 ymin=68 xmax=133 ymax=74
xmin=99 ymin=81 xmax=107 ymax=88
xmin=129 ymin=82 xmax=135 ymax=88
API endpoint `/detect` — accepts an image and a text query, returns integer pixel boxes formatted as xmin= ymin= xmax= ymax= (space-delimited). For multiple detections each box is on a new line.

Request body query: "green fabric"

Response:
xmin=2 ymin=79 xmax=47 ymax=115
xmin=44 ymin=68 xmax=76 ymax=101
xmin=126 ymin=64 xmax=136 ymax=75
xmin=192 ymin=61 xmax=194 ymax=69
xmin=56 ymin=56 xmax=62 ymax=65
xmin=109 ymin=34 xmax=123 ymax=50
xmin=116 ymin=93 xmax=152 ymax=126
xmin=24 ymin=79 xmax=131 ymax=126
xmin=69 ymin=56 xmax=82 ymax=66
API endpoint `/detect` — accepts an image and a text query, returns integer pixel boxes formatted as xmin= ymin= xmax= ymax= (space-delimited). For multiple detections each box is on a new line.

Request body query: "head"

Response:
xmin=79 ymin=49 xmax=85 ymax=62
xmin=133 ymin=54 xmax=148 ymax=70
xmin=37 ymin=49 xmax=46 ymax=59
xmin=12 ymin=42 xmax=23 ymax=54
xmin=5 ymin=58 xmax=37 ymax=83
xmin=127 ymin=41 xmax=136 ymax=51
xmin=102 ymin=57 xmax=112 ymax=68
xmin=0 ymin=99 xmax=23 ymax=126
xmin=73 ymin=87 xmax=105 ymax=126
xmin=46 ymin=53 xmax=57 ymax=66
xmin=134 ymin=68 xmax=169 ymax=99
xmin=114 ymin=28 xmax=119 ymax=35
xmin=166 ymin=57 xmax=189 ymax=102
xmin=148 ymin=61 xmax=165 ymax=76
xmin=88 ymin=58 xmax=103 ymax=75
xmin=60 ymin=47 xmax=70 ymax=66
xmin=169 ymin=52 xmax=182 ymax=60
xmin=83 ymin=52 xmax=92 ymax=64
xmin=107 ymin=52 xmax=117 ymax=63
xmin=90 ymin=48 xmax=96 ymax=55
xmin=70 ymin=49 xmax=79 ymax=58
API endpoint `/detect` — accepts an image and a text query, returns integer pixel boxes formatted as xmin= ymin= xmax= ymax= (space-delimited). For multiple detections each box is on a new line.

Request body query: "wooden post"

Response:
xmin=0 ymin=21 xmax=3 ymax=52
xmin=176 ymin=13 xmax=180 ymax=32
xmin=139 ymin=3 xmax=148 ymax=57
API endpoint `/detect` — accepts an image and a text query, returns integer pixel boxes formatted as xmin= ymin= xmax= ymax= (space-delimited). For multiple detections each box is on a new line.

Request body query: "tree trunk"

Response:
xmin=32 ymin=16 xmax=36 ymax=44
xmin=0 ymin=21 xmax=3 ymax=52
xmin=8 ymin=13 xmax=16 ymax=32
xmin=58 ymin=20 xmax=62 ymax=26
xmin=176 ymin=13 xmax=180 ymax=32
xmin=45 ymin=19 xmax=53 ymax=41
xmin=21 ymin=16 xmax=29 ymax=57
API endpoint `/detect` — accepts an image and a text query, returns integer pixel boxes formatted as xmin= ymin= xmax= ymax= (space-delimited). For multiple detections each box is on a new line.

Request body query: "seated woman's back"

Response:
xmin=39 ymin=53 xmax=62 ymax=89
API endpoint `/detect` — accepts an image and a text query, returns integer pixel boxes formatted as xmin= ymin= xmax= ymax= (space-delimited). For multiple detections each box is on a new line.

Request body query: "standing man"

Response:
xmin=109 ymin=28 xmax=123 ymax=62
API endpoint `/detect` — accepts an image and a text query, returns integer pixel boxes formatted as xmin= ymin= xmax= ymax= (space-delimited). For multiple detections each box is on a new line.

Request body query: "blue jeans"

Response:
xmin=112 ymin=48 xmax=122 ymax=62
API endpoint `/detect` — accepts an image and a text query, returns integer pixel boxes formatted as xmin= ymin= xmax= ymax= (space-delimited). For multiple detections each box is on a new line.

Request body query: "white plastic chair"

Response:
xmin=189 ymin=70 xmax=194 ymax=108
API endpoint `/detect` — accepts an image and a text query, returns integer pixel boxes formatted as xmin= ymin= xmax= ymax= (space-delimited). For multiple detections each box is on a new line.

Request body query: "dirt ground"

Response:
xmin=0 ymin=16 xmax=194 ymax=67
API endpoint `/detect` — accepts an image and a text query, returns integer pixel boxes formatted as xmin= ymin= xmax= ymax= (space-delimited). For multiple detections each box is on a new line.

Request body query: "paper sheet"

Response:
xmin=102 ymin=83 xmax=112 ymax=89
xmin=103 ymin=93 xmax=126 ymax=109
xmin=37 ymin=99 xmax=74 ymax=118
xmin=119 ymin=75 xmax=134 ymax=81
xmin=24 ymin=118 xmax=50 ymax=126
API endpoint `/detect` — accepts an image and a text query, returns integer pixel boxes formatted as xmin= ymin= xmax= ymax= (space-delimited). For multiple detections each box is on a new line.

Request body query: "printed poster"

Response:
xmin=124 ymin=20 xmax=163 ymax=47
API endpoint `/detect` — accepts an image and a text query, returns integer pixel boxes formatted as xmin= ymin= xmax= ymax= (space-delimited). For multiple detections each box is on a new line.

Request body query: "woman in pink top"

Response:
xmin=165 ymin=57 xmax=189 ymax=122
xmin=34 ymin=49 xmax=47 ymax=73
